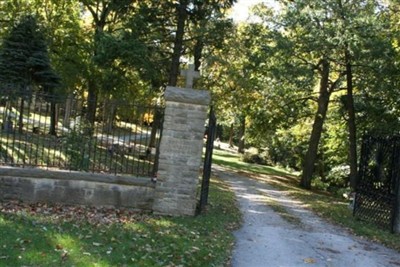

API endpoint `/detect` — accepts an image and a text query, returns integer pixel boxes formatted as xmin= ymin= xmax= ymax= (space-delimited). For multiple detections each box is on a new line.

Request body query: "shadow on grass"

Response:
xmin=212 ymin=148 xmax=299 ymax=186
xmin=0 ymin=176 xmax=241 ymax=267
xmin=0 ymin=212 xmax=119 ymax=266
xmin=212 ymin=147 xmax=400 ymax=252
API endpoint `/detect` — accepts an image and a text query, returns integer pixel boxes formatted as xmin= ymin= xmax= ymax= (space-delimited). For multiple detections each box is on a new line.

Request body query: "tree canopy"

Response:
xmin=1 ymin=0 xmax=400 ymax=191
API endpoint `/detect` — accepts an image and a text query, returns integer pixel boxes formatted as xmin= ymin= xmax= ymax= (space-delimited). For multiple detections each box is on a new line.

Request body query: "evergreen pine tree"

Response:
xmin=0 ymin=15 xmax=60 ymax=94
xmin=0 ymin=15 xmax=60 ymax=134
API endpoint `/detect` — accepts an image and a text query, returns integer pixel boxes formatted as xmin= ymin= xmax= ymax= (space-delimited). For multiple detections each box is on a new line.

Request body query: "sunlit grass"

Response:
xmin=260 ymin=193 xmax=303 ymax=226
xmin=0 ymin=131 xmax=154 ymax=175
xmin=213 ymin=147 xmax=400 ymax=252
xmin=0 ymin=105 xmax=156 ymax=174
xmin=0 ymin=177 xmax=241 ymax=266
xmin=213 ymin=148 xmax=295 ymax=177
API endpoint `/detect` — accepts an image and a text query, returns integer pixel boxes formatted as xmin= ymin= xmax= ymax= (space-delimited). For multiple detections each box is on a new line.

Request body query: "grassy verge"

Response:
xmin=213 ymin=148 xmax=400 ymax=252
xmin=260 ymin=195 xmax=303 ymax=227
xmin=0 ymin=178 xmax=241 ymax=267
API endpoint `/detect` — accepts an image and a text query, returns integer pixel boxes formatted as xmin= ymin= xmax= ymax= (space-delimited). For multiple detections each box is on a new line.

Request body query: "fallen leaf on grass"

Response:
xmin=92 ymin=242 xmax=101 ymax=246
xmin=191 ymin=246 xmax=200 ymax=251
xmin=110 ymin=237 xmax=120 ymax=243
xmin=0 ymin=201 xmax=149 ymax=226
xmin=304 ymin=258 xmax=316 ymax=264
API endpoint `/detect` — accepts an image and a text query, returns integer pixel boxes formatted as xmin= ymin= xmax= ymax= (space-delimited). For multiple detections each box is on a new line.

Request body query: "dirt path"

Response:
xmin=213 ymin=165 xmax=400 ymax=267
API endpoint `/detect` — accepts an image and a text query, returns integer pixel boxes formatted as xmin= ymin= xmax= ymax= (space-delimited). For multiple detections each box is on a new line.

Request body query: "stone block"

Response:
xmin=164 ymin=87 xmax=210 ymax=106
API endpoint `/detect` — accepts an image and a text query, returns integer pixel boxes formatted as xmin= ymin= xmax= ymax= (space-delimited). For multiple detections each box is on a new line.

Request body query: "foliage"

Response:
xmin=1 ymin=0 xmax=400 ymax=191
xmin=0 ymin=178 xmax=241 ymax=266
xmin=209 ymin=0 xmax=400 ymax=190
xmin=62 ymin=122 xmax=93 ymax=171
xmin=326 ymin=165 xmax=350 ymax=189
xmin=241 ymin=147 xmax=268 ymax=165
xmin=0 ymin=15 xmax=60 ymax=95
xmin=312 ymin=165 xmax=350 ymax=194
xmin=213 ymin=148 xmax=295 ymax=177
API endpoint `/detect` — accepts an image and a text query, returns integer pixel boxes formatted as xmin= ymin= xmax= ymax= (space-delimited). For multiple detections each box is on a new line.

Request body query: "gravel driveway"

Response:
xmin=213 ymin=165 xmax=400 ymax=267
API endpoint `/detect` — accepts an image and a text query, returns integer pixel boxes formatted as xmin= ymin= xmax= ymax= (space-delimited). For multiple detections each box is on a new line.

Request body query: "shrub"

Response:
xmin=241 ymin=147 xmax=265 ymax=164
xmin=240 ymin=147 xmax=274 ymax=165
xmin=63 ymin=122 xmax=93 ymax=171
xmin=326 ymin=165 xmax=350 ymax=188
xmin=311 ymin=177 xmax=330 ymax=191
xmin=312 ymin=165 xmax=350 ymax=194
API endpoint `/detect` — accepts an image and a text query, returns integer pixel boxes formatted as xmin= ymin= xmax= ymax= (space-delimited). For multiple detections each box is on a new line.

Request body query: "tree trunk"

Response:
xmin=168 ymin=1 xmax=188 ymax=86
xmin=318 ymin=150 xmax=326 ymax=182
xmin=300 ymin=59 xmax=331 ymax=189
xmin=85 ymin=9 xmax=105 ymax=126
xmin=2 ymin=100 xmax=10 ymax=130
xmin=193 ymin=1 xmax=205 ymax=72
xmin=63 ymin=94 xmax=73 ymax=128
xmin=49 ymin=102 xmax=57 ymax=136
xmin=86 ymin=78 xmax=97 ymax=125
xmin=18 ymin=97 xmax=24 ymax=133
xmin=102 ymin=97 xmax=116 ymax=134
xmin=228 ymin=123 xmax=234 ymax=147
xmin=345 ymin=51 xmax=358 ymax=190
xmin=238 ymin=115 xmax=245 ymax=154
xmin=194 ymin=39 xmax=204 ymax=72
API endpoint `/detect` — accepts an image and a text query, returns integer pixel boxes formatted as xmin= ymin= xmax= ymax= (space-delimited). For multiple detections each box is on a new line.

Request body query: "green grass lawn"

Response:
xmin=2 ymin=145 xmax=398 ymax=266
xmin=212 ymin=147 xmax=400 ymax=252
xmin=0 ymin=178 xmax=241 ymax=267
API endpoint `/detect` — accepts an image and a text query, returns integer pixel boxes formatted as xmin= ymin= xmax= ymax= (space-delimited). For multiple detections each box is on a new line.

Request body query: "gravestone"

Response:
xmin=152 ymin=64 xmax=210 ymax=216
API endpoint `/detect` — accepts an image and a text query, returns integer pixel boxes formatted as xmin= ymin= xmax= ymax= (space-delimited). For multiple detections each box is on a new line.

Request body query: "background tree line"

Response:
xmin=1 ymin=0 xmax=400 ymax=193
xmin=202 ymin=0 xmax=400 ymax=193
xmin=0 ymin=0 xmax=235 ymax=134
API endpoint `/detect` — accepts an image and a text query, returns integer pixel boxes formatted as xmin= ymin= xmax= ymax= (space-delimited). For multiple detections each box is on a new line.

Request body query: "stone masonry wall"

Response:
xmin=0 ymin=167 xmax=155 ymax=210
xmin=152 ymin=86 xmax=210 ymax=216
xmin=0 ymin=87 xmax=210 ymax=216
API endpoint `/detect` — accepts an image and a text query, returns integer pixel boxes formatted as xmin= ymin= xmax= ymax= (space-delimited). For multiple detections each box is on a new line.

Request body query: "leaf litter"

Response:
xmin=0 ymin=200 xmax=151 ymax=226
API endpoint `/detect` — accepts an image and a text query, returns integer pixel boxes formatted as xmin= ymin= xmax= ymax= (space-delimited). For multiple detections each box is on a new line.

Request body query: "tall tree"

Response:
xmin=272 ymin=0 xmax=390 ymax=189
xmin=80 ymin=0 xmax=135 ymax=124
xmin=300 ymin=59 xmax=344 ymax=188
xmin=0 ymin=15 xmax=60 ymax=134
xmin=168 ymin=0 xmax=189 ymax=86
xmin=189 ymin=0 xmax=236 ymax=71
xmin=203 ymin=23 xmax=263 ymax=153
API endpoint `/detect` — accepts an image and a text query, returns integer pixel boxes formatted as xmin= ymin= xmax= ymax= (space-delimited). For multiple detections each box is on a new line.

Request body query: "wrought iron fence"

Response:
xmin=354 ymin=135 xmax=400 ymax=232
xmin=199 ymin=106 xmax=216 ymax=213
xmin=0 ymin=90 xmax=164 ymax=178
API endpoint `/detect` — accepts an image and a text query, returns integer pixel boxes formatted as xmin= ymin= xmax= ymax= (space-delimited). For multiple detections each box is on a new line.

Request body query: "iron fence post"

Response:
xmin=199 ymin=106 xmax=216 ymax=212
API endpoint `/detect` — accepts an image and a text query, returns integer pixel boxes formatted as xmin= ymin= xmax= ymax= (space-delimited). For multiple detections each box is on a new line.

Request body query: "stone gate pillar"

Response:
xmin=152 ymin=86 xmax=210 ymax=216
